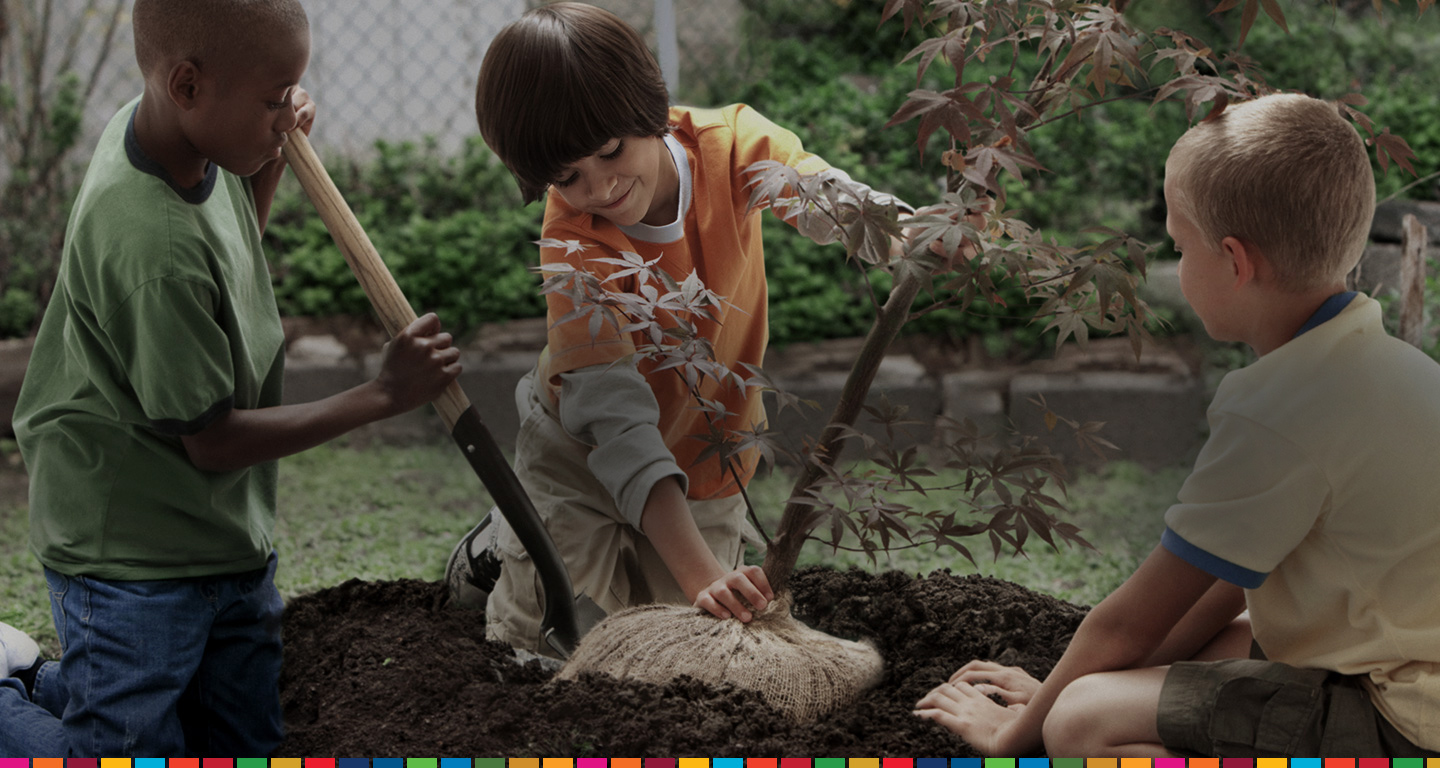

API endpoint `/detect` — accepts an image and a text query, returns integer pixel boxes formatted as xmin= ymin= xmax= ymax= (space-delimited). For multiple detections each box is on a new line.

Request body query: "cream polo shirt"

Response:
xmin=1162 ymin=293 xmax=1440 ymax=749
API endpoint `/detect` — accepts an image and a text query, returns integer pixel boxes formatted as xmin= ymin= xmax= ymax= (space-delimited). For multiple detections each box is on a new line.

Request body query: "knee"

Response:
xmin=1042 ymin=673 xmax=1111 ymax=757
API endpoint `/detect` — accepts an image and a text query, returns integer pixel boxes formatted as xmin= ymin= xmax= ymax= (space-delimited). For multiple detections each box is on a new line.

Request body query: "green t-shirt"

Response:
xmin=14 ymin=98 xmax=285 ymax=580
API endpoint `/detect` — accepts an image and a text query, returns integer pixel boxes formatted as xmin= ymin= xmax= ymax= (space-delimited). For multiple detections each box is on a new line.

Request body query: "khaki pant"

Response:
xmin=485 ymin=368 xmax=750 ymax=657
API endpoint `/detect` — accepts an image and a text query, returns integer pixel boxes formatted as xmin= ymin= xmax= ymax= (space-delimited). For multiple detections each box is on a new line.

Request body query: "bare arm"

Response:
xmin=918 ymin=545 xmax=1218 ymax=756
xmin=181 ymin=313 xmax=460 ymax=473
xmin=640 ymin=475 xmax=772 ymax=621
xmin=1144 ymin=579 xmax=1248 ymax=666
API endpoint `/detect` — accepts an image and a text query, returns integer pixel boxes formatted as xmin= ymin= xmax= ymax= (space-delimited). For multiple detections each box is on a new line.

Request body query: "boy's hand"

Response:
xmin=915 ymin=675 xmax=1034 ymax=756
xmin=948 ymin=659 xmax=1041 ymax=706
xmin=375 ymin=312 xmax=462 ymax=415
xmin=901 ymin=198 xmax=993 ymax=274
xmin=291 ymin=87 xmax=316 ymax=137
xmin=694 ymin=564 xmax=774 ymax=623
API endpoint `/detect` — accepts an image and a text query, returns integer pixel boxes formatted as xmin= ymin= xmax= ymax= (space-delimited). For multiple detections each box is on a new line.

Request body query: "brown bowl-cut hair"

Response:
xmin=476 ymin=2 xmax=671 ymax=204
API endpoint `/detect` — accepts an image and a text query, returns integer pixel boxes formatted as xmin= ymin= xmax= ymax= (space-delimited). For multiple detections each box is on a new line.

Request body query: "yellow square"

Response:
xmin=543 ymin=760 xmax=573 ymax=768
xmin=1086 ymin=760 xmax=1118 ymax=768
xmin=100 ymin=760 xmax=131 ymax=768
xmin=271 ymin=760 xmax=303 ymax=768
xmin=510 ymin=760 xmax=540 ymax=768
xmin=849 ymin=760 xmax=880 ymax=768
xmin=1119 ymin=759 xmax=1148 ymax=768
xmin=1257 ymin=760 xmax=1288 ymax=768
xmin=680 ymin=760 xmax=709 ymax=768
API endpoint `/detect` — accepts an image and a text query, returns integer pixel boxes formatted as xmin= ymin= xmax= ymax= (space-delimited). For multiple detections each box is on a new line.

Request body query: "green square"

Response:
xmin=815 ymin=761 xmax=845 ymax=768
xmin=407 ymin=761 xmax=438 ymax=768
xmin=237 ymin=760 xmax=267 ymax=768
xmin=473 ymin=761 xmax=505 ymax=768
xmin=1391 ymin=760 xmax=1423 ymax=768
xmin=982 ymin=760 xmax=1015 ymax=768
xmin=1050 ymin=760 xmax=1084 ymax=768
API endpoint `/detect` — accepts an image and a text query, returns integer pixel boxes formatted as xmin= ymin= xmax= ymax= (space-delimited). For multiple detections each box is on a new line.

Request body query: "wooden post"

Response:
xmin=1398 ymin=213 xmax=1429 ymax=350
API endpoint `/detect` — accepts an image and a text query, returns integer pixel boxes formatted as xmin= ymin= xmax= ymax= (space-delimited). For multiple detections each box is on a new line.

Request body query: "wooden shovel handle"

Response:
xmin=281 ymin=129 xmax=469 ymax=430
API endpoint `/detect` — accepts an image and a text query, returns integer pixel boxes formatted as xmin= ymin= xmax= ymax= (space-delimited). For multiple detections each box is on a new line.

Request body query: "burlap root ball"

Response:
xmin=556 ymin=593 xmax=883 ymax=722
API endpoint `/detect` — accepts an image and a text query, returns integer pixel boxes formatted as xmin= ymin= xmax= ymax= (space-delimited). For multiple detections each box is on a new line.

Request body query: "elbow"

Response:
xmin=181 ymin=436 xmax=239 ymax=473
xmin=180 ymin=420 xmax=244 ymax=474
xmin=1075 ymin=605 xmax=1165 ymax=670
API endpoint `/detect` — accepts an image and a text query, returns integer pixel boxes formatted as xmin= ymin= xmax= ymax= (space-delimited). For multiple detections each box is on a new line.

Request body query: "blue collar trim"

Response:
xmin=1293 ymin=291 xmax=1358 ymax=338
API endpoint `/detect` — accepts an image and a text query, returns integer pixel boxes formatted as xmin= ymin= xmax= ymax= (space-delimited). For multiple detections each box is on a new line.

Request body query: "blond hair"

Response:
xmin=1166 ymin=93 xmax=1375 ymax=292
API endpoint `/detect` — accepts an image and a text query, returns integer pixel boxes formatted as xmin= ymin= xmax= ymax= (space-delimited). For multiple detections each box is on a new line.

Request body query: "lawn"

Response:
xmin=0 ymin=438 xmax=1187 ymax=658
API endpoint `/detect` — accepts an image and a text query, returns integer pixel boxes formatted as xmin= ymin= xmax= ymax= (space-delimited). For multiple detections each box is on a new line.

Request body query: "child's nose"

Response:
xmin=591 ymin=172 xmax=618 ymax=202
xmin=275 ymin=104 xmax=300 ymax=134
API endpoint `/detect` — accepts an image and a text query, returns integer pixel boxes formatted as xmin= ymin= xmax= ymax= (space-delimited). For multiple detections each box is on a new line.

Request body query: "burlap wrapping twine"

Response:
xmin=556 ymin=593 xmax=883 ymax=722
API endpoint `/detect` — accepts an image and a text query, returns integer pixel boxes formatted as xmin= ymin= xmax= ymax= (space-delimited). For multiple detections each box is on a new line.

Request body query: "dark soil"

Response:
xmin=276 ymin=567 xmax=1087 ymax=757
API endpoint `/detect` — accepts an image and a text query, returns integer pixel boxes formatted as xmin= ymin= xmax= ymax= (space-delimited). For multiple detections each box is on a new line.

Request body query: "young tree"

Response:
xmin=554 ymin=0 xmax=1423 ymax=721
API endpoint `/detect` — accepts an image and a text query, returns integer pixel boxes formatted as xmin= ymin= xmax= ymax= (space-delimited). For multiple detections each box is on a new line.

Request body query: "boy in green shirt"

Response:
xmin=2 ymin=0 xmax=460 ymax=756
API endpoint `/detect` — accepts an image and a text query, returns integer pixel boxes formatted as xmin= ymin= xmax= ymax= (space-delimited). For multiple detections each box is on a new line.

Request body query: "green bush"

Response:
xmin=263 ymin=137 xmax=546 ymax=338
xmin=257 ymin=0 xmax=1438 ymax=352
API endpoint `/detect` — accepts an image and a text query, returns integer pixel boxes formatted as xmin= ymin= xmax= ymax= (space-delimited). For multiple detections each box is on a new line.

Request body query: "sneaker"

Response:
xmin=446 ymin=507 xmax=503 ymax=610
xmin=0 ymin=622 xmax=39 ymax=678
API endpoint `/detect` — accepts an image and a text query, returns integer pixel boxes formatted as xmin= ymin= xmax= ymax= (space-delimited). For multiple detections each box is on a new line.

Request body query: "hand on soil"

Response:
xmin=914 ymin=660 xmax=1039 ymax=756
xmin=375 ymin=312 xmax=462 ymax=414
xmin=949 ymin=660 xmax=1041 ymax=706
xmin=915 ymin=677 xmax=1031 ymax=755
xmin=693 ymin=564 xmax=774 ymax=622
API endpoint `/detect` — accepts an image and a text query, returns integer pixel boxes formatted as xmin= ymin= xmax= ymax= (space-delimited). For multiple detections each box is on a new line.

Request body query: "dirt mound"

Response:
xmin=277 ymin=567 xmax=1087 ymax=757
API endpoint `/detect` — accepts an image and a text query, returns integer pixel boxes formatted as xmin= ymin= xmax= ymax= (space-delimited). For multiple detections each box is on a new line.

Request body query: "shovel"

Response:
xmin=281 ymin=129 xmax=604 ymax=658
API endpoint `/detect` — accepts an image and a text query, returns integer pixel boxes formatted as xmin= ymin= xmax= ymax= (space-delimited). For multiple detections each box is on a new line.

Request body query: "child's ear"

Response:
xmin=167 ymin=60 xmax=201 ymax=110
xmin=1221 ymin=235 xmax=1258 ymax=289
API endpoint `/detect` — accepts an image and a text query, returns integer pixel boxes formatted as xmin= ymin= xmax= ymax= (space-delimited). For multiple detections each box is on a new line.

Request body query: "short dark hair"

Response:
xmin=133 ymin=0 xmax=308 ymax=77
xmin=475 ymin=2 xmax=670 ymax=203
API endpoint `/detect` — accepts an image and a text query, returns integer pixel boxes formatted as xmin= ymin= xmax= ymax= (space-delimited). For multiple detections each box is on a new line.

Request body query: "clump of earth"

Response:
xmin=277 ymin=567 xmax=1085 ymax=757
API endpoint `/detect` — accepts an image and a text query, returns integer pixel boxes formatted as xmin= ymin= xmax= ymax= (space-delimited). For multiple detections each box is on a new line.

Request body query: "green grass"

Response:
xmin=0 ymin=439 xmax=1187 ymax=657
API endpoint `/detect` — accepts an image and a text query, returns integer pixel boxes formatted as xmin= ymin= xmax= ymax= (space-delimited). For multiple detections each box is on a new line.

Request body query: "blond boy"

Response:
xmin=916 ymin=93 xmax=1440 ymax=757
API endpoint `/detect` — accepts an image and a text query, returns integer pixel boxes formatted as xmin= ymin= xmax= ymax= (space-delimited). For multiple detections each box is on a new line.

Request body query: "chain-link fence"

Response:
xmin=21 ymin=0 xmax=745 ymax=160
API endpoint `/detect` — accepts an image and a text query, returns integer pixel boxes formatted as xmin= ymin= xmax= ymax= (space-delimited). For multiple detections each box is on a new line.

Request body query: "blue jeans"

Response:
xmin=0 ymin=554 xmax=284 ymax=757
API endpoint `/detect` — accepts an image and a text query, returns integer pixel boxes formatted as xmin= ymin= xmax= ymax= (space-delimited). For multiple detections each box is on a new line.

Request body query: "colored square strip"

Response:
xmin=0 ymin=759 xmax=1435 ymax=767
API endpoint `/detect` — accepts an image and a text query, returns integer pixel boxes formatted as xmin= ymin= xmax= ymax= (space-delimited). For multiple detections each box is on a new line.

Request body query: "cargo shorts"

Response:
xmin=484 ymin=367 xmax=753 ymax=658
xmin=1157 ymin=656 xmax=1439 ymax=757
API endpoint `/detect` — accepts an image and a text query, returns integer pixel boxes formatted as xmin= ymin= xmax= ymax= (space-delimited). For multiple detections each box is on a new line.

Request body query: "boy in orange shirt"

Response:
xmin=448 ymin=2 xmax=912 ymax=657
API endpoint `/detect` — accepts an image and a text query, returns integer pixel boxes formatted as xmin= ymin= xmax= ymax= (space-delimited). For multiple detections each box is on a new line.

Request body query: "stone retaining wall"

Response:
xmin=4 ymin=200 xmax=1434 ymax=475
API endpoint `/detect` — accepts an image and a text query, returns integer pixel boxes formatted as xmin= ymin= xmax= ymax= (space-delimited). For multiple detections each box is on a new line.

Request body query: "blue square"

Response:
xmin=1019 ymin=761 xmax=1048 ymax=768
xmin=918 ymin=760 xmax=948 ymax=768
xmin=951 ymin=761 xmax=983 ymax=768
xmin=374 ymin=760 xmax=404 ymax=768
xmin=1289 ymin=761 xmax=1321 ymax=768
xmin=441 ymin=761 xmax=470 ymax=768
xmin=713 ymin=761 xmax=743 ymax=768
xmin=135 ymin=760 xmax=166 ymax=768
xmin=339 ymin=761 xmax=370 ymax=768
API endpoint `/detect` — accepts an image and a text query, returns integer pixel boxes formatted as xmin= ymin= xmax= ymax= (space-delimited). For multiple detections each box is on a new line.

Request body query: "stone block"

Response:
xmin=763 ymin=354 xmax=942 ymax=464
xmin=1352 ymin=243 xmax=1403 ymax=296
xmin=938 ymin=370 xmax=1011 ymax=441
xmin=1008 ymin=371 xmax=1207 ymax=470
xmin=1370 ymin=200 xmax=1440 ymax=245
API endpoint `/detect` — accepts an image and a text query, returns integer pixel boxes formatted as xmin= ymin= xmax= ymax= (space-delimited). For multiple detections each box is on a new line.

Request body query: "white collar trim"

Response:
xmin=618 ymin=133 xmax=690 ymax=244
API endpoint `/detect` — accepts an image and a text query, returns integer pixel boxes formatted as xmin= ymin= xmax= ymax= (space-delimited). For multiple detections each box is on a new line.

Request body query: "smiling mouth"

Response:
xmin=601 ymin=188 xmax=631 ymax=209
